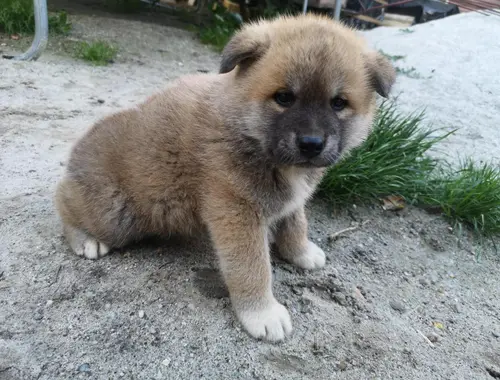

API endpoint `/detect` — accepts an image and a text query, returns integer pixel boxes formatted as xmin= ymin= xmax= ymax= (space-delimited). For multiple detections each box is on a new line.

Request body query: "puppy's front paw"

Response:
xmin=75 ymin=238 xmax=110 ymax=260
xmin=64 ymin=225 xmax=110 ymax=260
xmin=290 ymin=241 xmax=326 ymax=270
xmin=236 ymin=299 xmax=292 ymax=342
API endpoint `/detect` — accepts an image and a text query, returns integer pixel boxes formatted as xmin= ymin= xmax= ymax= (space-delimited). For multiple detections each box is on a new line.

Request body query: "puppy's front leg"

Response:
xmin=275 ymin=207 xmax=326 ymax=270
xmin=203 ymin=199 xmax=292 ymax=342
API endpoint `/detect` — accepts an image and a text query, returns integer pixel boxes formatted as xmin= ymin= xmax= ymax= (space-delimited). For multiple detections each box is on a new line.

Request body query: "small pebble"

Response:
xmin=97 ymin=99 xmax=105 ymax=104
xmin=492 ymin=331 xmax=499 ymax=338
xmin=338 ymin=360 xmax=348 ymax=371
xmin=333 ymin=292 xmax=347 ymax=306
xmin=77 ymin=363 xmax=91 ymax=373
xmin=138 ymin=310 xmax=145 ymax=318
xmin=451 ymin=302 xmax=462 ymax=314
xmin=161 ymin=358 xmax=171 ymax=367
xmin=46 ymin=300 xmax=53 ymax=306
xmin=426 ymin=333 xmax=439 ymax=343
xmin=390 ymin=300 xmax=406 ymax=312
xmin=300 ymin=297 xmax=313 ymax=314
xmin=419 ymin=278 xmax=429 ymax=286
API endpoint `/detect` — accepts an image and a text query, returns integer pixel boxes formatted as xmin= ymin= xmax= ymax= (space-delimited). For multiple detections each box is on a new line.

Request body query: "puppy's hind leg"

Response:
xmin=55 ymin=178 xmax=137 ymax=260
xmin=63 ymin=224 xmax=110 ymax=260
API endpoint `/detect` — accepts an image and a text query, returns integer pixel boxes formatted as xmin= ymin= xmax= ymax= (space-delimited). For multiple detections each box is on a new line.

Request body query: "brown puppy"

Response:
xmin=55 ymin=14 xmax=396 ymax=342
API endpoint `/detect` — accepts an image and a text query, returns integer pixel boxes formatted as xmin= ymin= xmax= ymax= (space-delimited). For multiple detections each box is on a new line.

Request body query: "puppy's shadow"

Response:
xmin=114 ymin=234 xmax=230 ymax=300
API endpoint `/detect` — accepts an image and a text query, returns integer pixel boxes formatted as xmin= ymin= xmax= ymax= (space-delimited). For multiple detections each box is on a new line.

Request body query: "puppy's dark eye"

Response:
xmin=274 ymin=91 xmax=296 ymax=107
xmin=331 ymin=96 xmax=348 ymax=111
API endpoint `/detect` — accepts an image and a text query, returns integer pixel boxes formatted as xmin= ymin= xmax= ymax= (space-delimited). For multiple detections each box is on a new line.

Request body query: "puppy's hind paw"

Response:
xmin=236 ymin=298 xmax=292 ymax=342
xmin=290 ymin=241 xmax=326 ymax=270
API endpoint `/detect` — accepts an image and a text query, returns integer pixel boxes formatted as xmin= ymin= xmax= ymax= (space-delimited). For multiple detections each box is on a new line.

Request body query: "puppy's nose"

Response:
xmin=297 ymin=136 xmax=324 ymax=158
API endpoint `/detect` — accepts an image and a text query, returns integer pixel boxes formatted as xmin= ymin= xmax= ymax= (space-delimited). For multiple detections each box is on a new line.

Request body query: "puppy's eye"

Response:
xmin=274 ymin=91 xmax=296 ymax=108
xmin=331 ymin=96 xmax=348 ymax=111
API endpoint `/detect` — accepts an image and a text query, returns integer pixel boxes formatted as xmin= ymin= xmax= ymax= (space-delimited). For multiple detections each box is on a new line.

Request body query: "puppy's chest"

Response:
xmin=266 ymin=172 xmax=316 ymax=222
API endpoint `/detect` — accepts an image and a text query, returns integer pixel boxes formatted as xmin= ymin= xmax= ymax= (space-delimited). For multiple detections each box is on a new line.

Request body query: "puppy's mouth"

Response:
xmin=271 ymin=138 xmax=341 ymax=168
xmin=296 ymin=153 xmax=341 ymax=168
xmin=271 ymin=149 xmax=340 ymax=168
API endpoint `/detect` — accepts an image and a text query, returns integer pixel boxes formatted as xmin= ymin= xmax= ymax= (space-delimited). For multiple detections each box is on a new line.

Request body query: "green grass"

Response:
xmin=379 ymin=50 xmax=406 ymax=62
xmin=399 ymin=27 xmax=414 ymax=34
xmin=420 ymin=160 xmax=500 ymax=236
xmin=75 ymin=40 xmax=118 ymax=66
xmin=197 ymin=4 xmax=241 ymax=52
xmin=318 ymin=103 xmax=500 ymax=237
xmin=396 ymin=66 xmax=422 ymax=79
xmin=0 ymin=0 xmax=71 ymax=35
xmin=195 ymin=1 xmax=298 ymax=52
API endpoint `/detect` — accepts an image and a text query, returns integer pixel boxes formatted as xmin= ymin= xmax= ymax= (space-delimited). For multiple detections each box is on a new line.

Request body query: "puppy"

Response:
xmin=55 ymin=14 xmax=396 ymax=342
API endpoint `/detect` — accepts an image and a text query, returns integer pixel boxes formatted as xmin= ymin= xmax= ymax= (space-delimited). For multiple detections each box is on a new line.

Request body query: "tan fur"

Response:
xmin=54 ymin=14 xmax=396 ymax=341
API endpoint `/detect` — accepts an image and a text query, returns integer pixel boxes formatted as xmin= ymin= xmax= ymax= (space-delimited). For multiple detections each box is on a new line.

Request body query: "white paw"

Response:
xmin=291 ymin=241 xmax=326 ymax=270
xmin=75 ymin=238 xmax=110 ymax=260
xmin=236 ymin=298 xmax=292 ymax=342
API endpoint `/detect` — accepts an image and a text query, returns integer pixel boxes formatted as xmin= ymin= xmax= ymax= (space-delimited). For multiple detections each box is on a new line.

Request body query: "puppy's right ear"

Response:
xmin=219 ymin=24 xmax=271 ymax=74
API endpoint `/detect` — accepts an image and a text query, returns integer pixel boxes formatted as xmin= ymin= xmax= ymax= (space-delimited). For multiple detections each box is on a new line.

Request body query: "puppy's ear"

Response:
xmin=365 ymin=51 xmax=397 ymax=98
xmin=219 ymin=24 xmax=271 ymax=74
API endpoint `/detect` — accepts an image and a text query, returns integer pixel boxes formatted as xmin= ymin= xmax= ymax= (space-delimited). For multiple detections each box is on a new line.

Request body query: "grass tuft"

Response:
xmin=195 ymin=2 xmax=299 ymax=52
xmin=318 ymin=103 xmax=449 ymax=206
xmin=420 ymin=160 xmax=500 ymax=235
xmin=197 ymin=4 xmax=241 ymax=52
xmin=318 ymin=102 xmax=500 ymax=237
xmin=0 ymin=0 xmax=71 ymax=35
xmin=75 ymin=40 xmax=118 ymax=66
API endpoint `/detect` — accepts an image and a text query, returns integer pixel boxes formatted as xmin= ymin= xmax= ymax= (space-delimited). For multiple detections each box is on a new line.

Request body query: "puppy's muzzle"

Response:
xmin=297 ymin=135 xmax=324 ymax=159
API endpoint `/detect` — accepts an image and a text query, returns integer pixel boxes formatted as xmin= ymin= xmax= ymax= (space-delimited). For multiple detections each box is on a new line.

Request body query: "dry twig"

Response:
xmin=328 ymin=220 xmax=370 ymax=241
xmin=417 ymin=329 xmax=435 ymax=348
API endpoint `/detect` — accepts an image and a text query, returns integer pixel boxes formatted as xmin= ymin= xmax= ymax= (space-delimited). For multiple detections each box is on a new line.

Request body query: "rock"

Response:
xmin=77 ymin=363 xmax=91 ymax=373
xmin=291 ymin=286 xmax=303 ymax=296
xmin=337 ymin=360 xmax=348 ymax=371
xmin=390 ymin=300 xmax=406 ymax=312
xmin=492 ymin=331 xmax=499 ymax=338
xmin=352 ymin=287 xmax=366 ymax=303
xmin=333 ymin=292 xmax=348 ymax=306
xmin=97 ymin=99 xmax=105 ymax=104
xmin=419 ymin=278 xmax=429 ymax=286
xmin=46 ymin=299 xmax=53 ymax=307
xmin=138 ymin=310 xmax=145 ymax=319
xmin=161 ymin=358 xmax=171 ymax=367
xmin=300 ymin=297 xmax=313 ymax=314
xmin=451 ymin=301 xmax=462 ymax=313
xmin=426 ymin=332 xmax=439 ymax=343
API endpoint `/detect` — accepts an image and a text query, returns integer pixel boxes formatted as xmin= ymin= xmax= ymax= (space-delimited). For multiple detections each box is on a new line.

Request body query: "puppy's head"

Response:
xmin=219 ymin=14 xmax=396 ymax=168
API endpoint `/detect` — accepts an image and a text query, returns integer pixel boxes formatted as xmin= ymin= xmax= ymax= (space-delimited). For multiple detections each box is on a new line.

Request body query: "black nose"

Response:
xmin=297 ymin=136 xmax=324 ymax=158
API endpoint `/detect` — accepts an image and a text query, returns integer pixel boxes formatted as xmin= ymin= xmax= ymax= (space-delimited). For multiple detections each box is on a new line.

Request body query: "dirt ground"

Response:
xmin=1 ymin=7 xmax=499 ymax=380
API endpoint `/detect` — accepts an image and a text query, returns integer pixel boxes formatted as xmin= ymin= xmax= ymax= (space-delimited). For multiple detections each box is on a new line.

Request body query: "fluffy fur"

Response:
xmin=54 ymin=13 xmax=396 ymax=342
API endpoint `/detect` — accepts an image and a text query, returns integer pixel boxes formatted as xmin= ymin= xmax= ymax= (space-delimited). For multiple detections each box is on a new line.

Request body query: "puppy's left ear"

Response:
xmin=219 ymin=24 xmax=271 ymax=74
xmin=365 ymin=51 xmax=397 ymax=98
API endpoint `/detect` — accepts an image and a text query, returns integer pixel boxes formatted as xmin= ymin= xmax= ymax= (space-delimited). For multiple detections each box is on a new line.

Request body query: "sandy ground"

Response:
xmin=1 ymin=9 xmax=500 ymax=380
